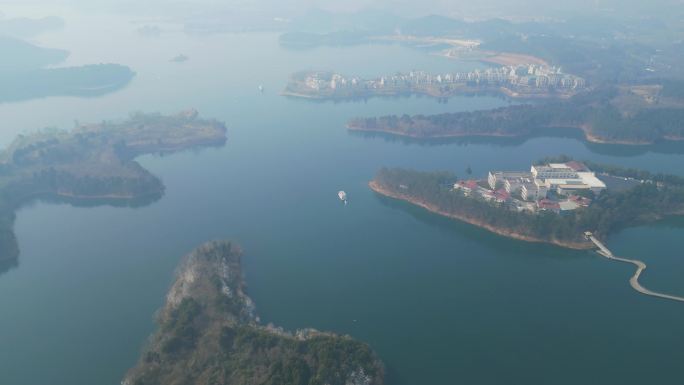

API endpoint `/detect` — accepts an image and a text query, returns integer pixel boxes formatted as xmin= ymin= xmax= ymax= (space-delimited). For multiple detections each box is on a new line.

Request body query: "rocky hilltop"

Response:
xmin=123 ymin=241 xmax=385 ymax=385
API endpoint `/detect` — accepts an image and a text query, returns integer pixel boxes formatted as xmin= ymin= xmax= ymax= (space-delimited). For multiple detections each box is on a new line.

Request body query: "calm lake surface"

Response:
xmin=1 ymin=7 xmax=684 ymax=385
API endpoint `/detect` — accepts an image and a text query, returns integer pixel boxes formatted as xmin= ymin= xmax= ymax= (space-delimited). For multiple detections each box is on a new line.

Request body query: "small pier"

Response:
xmin=584 ymin=232 xmax=684 ymax=303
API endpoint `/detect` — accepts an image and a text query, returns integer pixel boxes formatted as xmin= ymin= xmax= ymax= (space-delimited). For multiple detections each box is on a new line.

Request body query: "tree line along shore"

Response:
xmin=0 ymin=110 xmax=227 ymax=274
xmin=369 ymin=161 xmax=684 ymax=250
xmin=348 ymin=87 xmax=684 ymax=146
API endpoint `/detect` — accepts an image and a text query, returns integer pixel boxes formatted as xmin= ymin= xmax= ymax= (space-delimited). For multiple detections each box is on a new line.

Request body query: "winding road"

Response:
xmin=586 ymin=232 xmax=684 ymax=303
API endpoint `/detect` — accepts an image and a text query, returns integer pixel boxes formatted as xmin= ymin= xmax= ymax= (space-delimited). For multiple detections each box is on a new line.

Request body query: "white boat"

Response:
xmin=258 ymin=85 xmax=264 ymax=92
xmin=338 ymin=190 xmax=347 ymax=203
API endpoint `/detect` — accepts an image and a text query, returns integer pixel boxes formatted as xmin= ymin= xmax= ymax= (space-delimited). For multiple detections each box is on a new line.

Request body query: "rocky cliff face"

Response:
xmin=123 ymin=241 xmax=385 ymax=385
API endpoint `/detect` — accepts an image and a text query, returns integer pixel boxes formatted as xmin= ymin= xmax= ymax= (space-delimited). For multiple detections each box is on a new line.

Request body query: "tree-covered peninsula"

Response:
xmin=123 ymin=241 xmax=385 ymax=385
xmin=370 ymin=164 xmax=684 ymax=249
xmin=349 ymin=87 xmax=684 ymax=145
xmin=0 ymin=110 xmax=226 ymax=273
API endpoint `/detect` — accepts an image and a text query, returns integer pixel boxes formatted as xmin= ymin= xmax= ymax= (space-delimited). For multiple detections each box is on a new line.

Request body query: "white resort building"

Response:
xmin=488 ymin=161 xmax=606 ymax=202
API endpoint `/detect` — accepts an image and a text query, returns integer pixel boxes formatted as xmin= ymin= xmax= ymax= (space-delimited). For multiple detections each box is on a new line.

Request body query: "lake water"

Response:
xmin=1 ymin=7 xmax=684 ymax=385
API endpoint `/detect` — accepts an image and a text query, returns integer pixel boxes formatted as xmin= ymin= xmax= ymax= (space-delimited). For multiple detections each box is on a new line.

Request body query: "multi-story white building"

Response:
xmin=531 ymin=164 xmax=579 ymax=179
xmin=488 ymin=171 xmax=534 ymax=192
xmin=521 ymin=179 xmax=549 ymax=201
xmin=490 ymin=162 xmax=606 ymax=202
xmin=531 ymin=163 xmax=606 ymax=196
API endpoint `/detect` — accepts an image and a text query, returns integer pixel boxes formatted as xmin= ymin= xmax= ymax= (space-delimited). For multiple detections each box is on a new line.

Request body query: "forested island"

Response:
xmin=370 ymin=162 xmax=684 ymax=249
xmin=349 ymin=86 xmax=684 ymax=145
xmin=0 ymin=110 xmax=226 ymax=273
xmin=123 ymin=240 xmax=385 ymax=385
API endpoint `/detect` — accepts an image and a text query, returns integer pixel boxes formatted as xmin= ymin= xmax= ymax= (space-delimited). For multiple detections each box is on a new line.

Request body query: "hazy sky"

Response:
xmin=2 ymin=0 xmax=682 ymax=21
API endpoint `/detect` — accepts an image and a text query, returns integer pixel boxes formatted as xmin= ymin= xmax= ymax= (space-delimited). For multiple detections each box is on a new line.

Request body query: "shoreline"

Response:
xmin=54 ymin=191 xmax=160 ymax=200
xmin=348 ymin=124 xmax=522 ymax=139
xmin=284 ymin=86 xmax=573 ymax=102
xmin=280 ymin=90 xmax=325 ymax=99
xmin=349 ymin=124 xmax=667 ymax=146
xmin=476 ymin=51 xmax=550 ymax=67
xmin=369 ymin=180 xmax=594 ymax=250
xmin=578 ymin=124 xmax=657 ymax=145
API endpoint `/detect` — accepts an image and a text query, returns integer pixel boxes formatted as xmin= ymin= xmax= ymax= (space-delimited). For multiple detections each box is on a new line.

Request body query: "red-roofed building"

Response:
xmin=537 ymin=199 xmax=561 ymax=212
xmin=494 ymin=189 xmax=510 ymax=203
xmin=569 ymin=194 xmax=592 ymax=207
xmin=454 ymin=180 xmax=480 ymax=195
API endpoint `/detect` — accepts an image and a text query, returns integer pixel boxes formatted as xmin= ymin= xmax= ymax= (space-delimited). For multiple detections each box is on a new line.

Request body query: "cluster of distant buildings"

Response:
xmin=455 ymin=161 xmax=606 ymax=214
xmin=303 ymin=64 xmax=586 ymax=93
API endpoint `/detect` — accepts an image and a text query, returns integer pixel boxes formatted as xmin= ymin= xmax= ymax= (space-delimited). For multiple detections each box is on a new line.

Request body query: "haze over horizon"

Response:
xmin=3 ymin=0 xmax=683 ymax=21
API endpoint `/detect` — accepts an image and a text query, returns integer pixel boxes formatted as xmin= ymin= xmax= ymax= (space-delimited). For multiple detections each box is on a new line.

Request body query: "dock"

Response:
xmin=584 ymin=232 xmax=684 ymax=303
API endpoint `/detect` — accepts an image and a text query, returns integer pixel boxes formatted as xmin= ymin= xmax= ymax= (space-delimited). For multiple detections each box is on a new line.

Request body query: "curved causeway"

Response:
xmin=585 ymin=232 xmax=684 ymax=303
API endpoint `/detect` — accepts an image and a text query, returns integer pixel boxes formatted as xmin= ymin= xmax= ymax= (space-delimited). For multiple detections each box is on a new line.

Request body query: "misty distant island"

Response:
xmin=279 ymin=12 xmax=684 ymax=83
xmin=137 ymin=25 xmax=162 ymax=37
xmin=0 ymin=110 xmax=227 ymax=273
xmin=123 ymin=240 xmax=385 ymax=385
xmin=370 ymin=158 xmax=684 ymax=250
xmin=0 ymin=36 xmax=68 ymax=71
xmin=0 ymin=16 xmax=64 ymax=38
xmin=170 ymin=54 xmax=189 ymax=63
xmin=0 ymin=36 xmax=134 ymax=103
